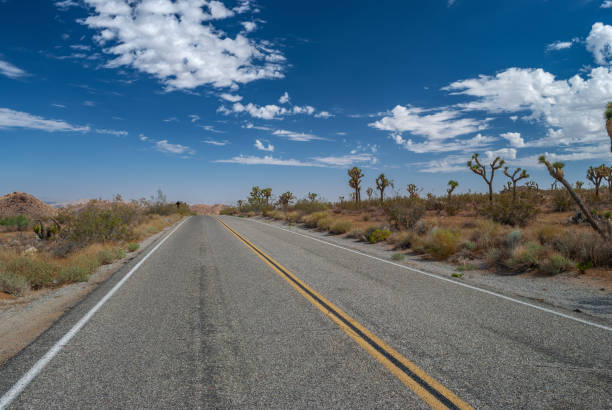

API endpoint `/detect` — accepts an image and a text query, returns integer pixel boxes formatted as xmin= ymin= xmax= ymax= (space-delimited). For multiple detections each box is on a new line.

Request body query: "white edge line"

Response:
xmin=237 ymin=217 xmax=612 ymax=332
xmin=0 ymin=217 xmax=190 ymax=409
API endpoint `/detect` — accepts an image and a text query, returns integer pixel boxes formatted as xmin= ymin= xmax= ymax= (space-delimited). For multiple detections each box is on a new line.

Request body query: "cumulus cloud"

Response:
xmin=601 ymin=1 xmax=612 ymax=8
xmin=485 ymin=147 xmax=517 ymax=160
xmin=586 ymin=22 xmax=612 ymax=65
xmin=369 ymin=105 xmax=488 ymax=141
xmin=390 ymin=132 xmax=495 ymax=154
xmin=155 ymin=139 xmax=195 ymax=155
xmin=219 ymin=93 xmax=243 ymax=102
xmin=278 ymin=92 xmax=290 ymax=104
xmin=500 ymin=132 xmax=525 ymax=148
xmin=80 ymin=0 xmax=285 ymax=90
xmin=315 ymin=111 xmax=333 ymax=118
xmin=546 ymin=40 xmax=575 ymax=51
xmin=444 ymin=66 xmax=612 ymax=148
xmin=254 ymin=139 xmax=274 ymax=151
xmin=241 ymin=21 xmax=256 ymax=32
xmin=0 ymin=59 xmax=28 ymax=79
xmin=221 ymin=102 xmax=317 ymax=120
xmin=0 ymin=108 xmax=89 ymax=132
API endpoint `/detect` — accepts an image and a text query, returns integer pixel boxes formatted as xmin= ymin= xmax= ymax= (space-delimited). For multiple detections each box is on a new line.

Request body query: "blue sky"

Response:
xmin=1 ymin=0 xmax=611 ymax=204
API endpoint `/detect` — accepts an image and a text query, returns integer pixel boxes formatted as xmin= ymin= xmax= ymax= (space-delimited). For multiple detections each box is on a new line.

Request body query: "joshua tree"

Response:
xmin=348 ymin=167 xmax=364 ymax=204
xmin=406 ymin=184 xmax=421 ymax=199
xmin=366 ymin=187 xmax=374 ymax=201
xmin=237 ymin=199 xmax=244 ymax=210
xmin=446 ymin=180 xmax=458 ymax=201
xmin=605 ymin=102 xmax=612 ymax=152
xmin=467 ymin=153 xmax=505 ymax=202
xmin=277 ymin=191 xmax=295 ymax=210
xmin=375 ymin=173 xmax=392 ymax=203
xmin=540 ymin=156 xmax=609 ymax=240
xmin=575 ymin=181 xmax=584 ymax=191
xmin=503 ymin=166 xmax=529 ymax=202
xmin=587 ymin=165 xmax=607 ymax=198
xmin=262 ymin=187 xmax=272 ymax=207
xmin=307 ymin=192 xmax=318 ymax=202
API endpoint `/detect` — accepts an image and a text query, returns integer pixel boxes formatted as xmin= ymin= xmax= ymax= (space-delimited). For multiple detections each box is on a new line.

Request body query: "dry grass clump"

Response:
xmin=316 ymin=216 xmax=334 ymax=231
xmin=0 ymin=272 xmax=29 ymax=296
xmin=330 ymin=220 xmax=353 ymax=235
xmin=133 ymin=214 xmax=181 ymax=239
xmin=302 ymin=211 xmax=329 ymax=228
xmin=423 ymin=228 xmax=460 ymax=260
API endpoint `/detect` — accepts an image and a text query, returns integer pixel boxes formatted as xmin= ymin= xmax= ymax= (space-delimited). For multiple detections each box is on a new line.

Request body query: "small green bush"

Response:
xmin=424 ymin=228 xmax=460 ymax=260
xmin=368 ymin=229 xmax=391 ymax=244
xmin=0 ymin=273 xmax=30 ymax=296
xmin=391 ymin=253 xmax=405 ymax=261
xmin=330 ymin=220 xmax=353 ymax=235
xmin=551 ymin=189 xmax=573 ymax=212
xmin=480 ymin=194 xmax=538 ymax=227
xmin=127 ymin=243 xmax=140 ymax=252
xmin=540 ymin=253 xmax=572 ymax=275
xmin=3 ymin=257 xmax=57 ymax=289
xmin=460 ymin=241 xmax=476 ymax=251
xmin=97 ymin=247 xmax=126 ymax=265
xmin=382 ymin=197 xmax=426 ymax=230
xmin=0 ymin=215 xmax=30 ymax=230
xmin=506 ymin=230 xmax=522 ymax=250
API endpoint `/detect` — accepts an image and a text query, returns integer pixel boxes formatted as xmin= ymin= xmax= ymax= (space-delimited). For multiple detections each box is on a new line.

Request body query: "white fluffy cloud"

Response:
xmin=254 ymin=139 xmax=274 ymax=151
xmin=215 ymin=152 xmax=376 ymax=167
xmin=0 ymin=108 xmax=89 ymax=132
xmin=80 ymin=0 xmax=285 ymax=90
xmin=586 ymin=22 xmax=612 ymax=65
xmin=601 ymin=1 xmax=612 ymax=9
xmin=220 ymin=102 xmax=316 ymax=120
xmin=155 ymin=139 xmax=195 ymax=155
xmin=369 ymin=105 xmax=488 ymax=141
xmin=219 ymin=93 xmax=243 ymax=102
xmin=391 ymin=132 xmax=495 ymax=153
xmin=272 ymin=129 xmax=326 ymax=142
xmin=546 ymin=40 xmax=575 ymax=51
xmin=445 ymin=66 xmax=612 ymax=147
xmin=500 ymin=132 xmax=525 ymax=148
xmin=278 ymin=92 xmax=290 ymax=104
xmin=0 ymin=59 xmax=27 ymax=79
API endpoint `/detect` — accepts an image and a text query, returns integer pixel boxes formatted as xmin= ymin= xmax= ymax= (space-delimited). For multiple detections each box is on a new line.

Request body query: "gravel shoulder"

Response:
xmin=249 ymin=216 xmax=612 ymax=324
xmin=0 ymin=219 xmax=184 ymax=365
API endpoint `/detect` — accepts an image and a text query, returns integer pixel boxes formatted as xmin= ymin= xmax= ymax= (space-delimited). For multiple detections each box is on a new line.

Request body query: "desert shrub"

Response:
xmin=0 ymin=215 xmax=30 ymax=231
xmin=506 ymin=230 xmax=522 ymax=250
xmin=460 ymin=241 xmax=476 ymax=251
xmin=286 ymin=211 xmax=301 ymax=223
xmin=272 ymin=211 xmax=286 ymax=221
xmin=551 ymin=189 xmax=573 ymax=212
xmin=502 ymin=242 xmax=544 ymax=272
xmin=536 ymin=225 xmax=564 ymax=245
xmin=479 ymin=193 xmax=537 ymax=227
xmin=368 ymin=229 xmax=391 ymax=244
xmin=2 ymin=256 xmax=58 ymax=289
xmin=0 ymin=273 xmax=30 ymax=296
xmin=470 ymin=220 xmax=504 ymax=251
xmin=219 ymin=207 xmax=237 ymax=216
xmin=330 ymin=220 xmax=353 ymax=235
xmin=391 ymin=253 xmax=405 ymax=261
xmin=316 ymin=216 xmax=334 ymax=231
xmin=61 ymin=202 xmax=139 ymax=245
xmin=382 ymin=197 xmax=426 ymax=230
xmin=539 ymin=253 xmax=572 ymax=275
xmin=294 ymin=198 xmax=327 ymax=214
xmin=550 ymin=230 xmax=612 ymax=267
xmin=346 ymin=229 xmax=363 ymax=239
xmin=445 ymin=201 xmax=460 ymax=216
xmin=97 ymin=247 xmax=126 ymax=265
xmin=389 ymin=232 xmax=416 ymax=249
xmin=127 ymin=243 xmax=140 ymax=252
xmin=302 ymin=211 xmax=328 ymax=228
xmin=423 ymin=228 xmax=460 ymax=260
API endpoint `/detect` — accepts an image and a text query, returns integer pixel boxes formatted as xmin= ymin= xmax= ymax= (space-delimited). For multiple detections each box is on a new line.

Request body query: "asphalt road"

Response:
xmin=1 ymin=215 xmax=611 ymax=409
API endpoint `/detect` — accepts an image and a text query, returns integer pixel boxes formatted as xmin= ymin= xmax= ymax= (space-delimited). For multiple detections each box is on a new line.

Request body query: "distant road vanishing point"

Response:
xmin=1 ymin=216 xmax=610 ymax=409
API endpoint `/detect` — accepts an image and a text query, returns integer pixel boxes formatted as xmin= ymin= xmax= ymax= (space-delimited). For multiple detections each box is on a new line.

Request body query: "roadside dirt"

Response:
xmin=0 ymin=222 xmax=178 ymax=366
xmin=254 ymin=217 xmax=612 ymax=324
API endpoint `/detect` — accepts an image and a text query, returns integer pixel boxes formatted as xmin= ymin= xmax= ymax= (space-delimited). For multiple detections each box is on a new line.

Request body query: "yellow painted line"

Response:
xmin=216 ymin=217 xmax=473 ymax=410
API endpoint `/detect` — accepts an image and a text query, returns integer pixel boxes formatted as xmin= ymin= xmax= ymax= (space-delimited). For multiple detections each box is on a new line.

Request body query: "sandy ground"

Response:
xmin=0 ymin=221 xmax=180 ymax=365
xmin=252 ymin=217 xmax=612 ymax=324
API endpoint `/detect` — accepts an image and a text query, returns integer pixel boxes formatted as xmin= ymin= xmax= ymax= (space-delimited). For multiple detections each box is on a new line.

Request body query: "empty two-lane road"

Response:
xmin=1 ymin=216 xmax=610 ymax=409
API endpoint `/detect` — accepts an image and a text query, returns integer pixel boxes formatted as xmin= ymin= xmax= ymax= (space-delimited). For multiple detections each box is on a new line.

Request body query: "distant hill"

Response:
xmin=0 ymin=192 xmax=58 ymax=220
xmin=190 ymin=204 xmax=228 ymax=215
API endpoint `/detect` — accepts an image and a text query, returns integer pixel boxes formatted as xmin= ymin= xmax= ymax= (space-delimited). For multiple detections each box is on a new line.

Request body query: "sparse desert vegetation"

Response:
xmin=222 ymin=159 xmax=612 ymax=280
xmin=0 ymin=190 xmax=191 ymax=297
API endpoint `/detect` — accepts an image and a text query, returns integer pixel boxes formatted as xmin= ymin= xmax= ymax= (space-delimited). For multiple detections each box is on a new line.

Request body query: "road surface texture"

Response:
xmin=0 ymin=215 xmax=610 ymax=409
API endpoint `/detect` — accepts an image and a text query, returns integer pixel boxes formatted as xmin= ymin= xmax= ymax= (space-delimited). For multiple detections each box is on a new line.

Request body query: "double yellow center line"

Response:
xmin=216 ymin=218 xmax=472 ymax=410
